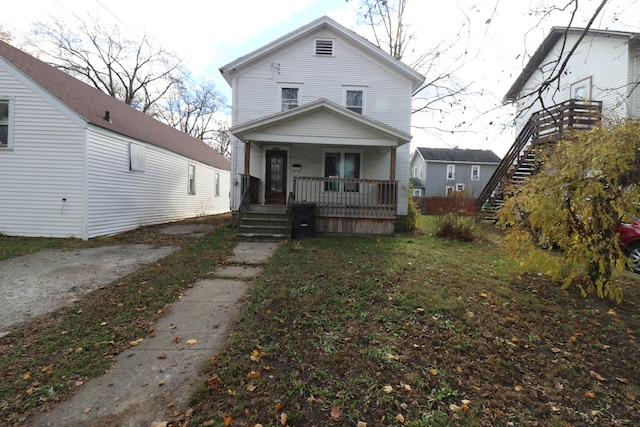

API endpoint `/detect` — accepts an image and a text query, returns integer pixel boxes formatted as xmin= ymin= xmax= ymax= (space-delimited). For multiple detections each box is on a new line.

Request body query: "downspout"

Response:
xmin=81 ymin=126 xmax=89 ymax=240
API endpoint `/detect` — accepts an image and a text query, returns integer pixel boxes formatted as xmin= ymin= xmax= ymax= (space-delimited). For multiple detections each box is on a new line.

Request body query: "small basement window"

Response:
xmin=315 ymin=39 xmax=334 ymax=56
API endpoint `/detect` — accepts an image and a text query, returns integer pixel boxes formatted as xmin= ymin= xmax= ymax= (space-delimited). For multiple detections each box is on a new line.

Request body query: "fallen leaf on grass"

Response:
xmin=207 ymin=376 xmax=222 ymax=389
xmin=223 ymin=414 xmax=232 ymax=427
xmin=357 ymin=422 xmax=367 ymax=427
xmin=246 ymin=382 xmax=257 ymax=392
xmin=331 ymin=406 xmax=342 ymax=420
xmin=383 ymin=385 xmax=393 ymax=393
xmin=21 ymin=371 xmax=31 ymax=381
xmin=41 ymin=365 xmax=53 ymax=375
xmin=585 ymin=391 xmax=596 ymax=398
xmin=280 ymin=412 xmax=287 ymax=425
xmin=590 ymin=370 xmax=606 ymax=381
xmin=396 ymin=413 xmax=405 ymax=423
xmin=247 ymin=371 xmax=261 ymax=379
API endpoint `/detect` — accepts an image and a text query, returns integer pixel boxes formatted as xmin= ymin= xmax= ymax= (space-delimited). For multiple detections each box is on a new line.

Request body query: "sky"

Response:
xmin=4 ymin=0 xmax=640 ymax=157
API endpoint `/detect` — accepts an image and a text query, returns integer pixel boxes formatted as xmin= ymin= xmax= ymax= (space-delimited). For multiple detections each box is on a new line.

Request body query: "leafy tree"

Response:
xmin=498 ymin=120 xmax=640 ymax=302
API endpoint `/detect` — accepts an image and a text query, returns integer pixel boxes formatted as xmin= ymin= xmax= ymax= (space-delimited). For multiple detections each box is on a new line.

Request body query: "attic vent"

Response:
xmin=315 ymin=39 xmax=334 ymax=56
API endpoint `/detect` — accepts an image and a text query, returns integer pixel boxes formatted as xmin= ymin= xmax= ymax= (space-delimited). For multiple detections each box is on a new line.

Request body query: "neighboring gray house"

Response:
xmin=0 ymin=41 xmax=231 ymax=240
xmin=410 ymin=147 xmax=500 ymax=198
xmin=220 ymin=16 xmax=425 ymax=235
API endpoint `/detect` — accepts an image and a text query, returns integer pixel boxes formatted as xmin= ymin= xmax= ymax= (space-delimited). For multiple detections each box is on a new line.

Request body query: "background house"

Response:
xmin=410 ymin=147 xmax=500 ymax=198
xmin=478 ymin=27 xmax=640 ymax=218
xmin=220 ymin=16 xmax=424 ymax=236
xmin=0 ymin=40 xmax=230 ymax=240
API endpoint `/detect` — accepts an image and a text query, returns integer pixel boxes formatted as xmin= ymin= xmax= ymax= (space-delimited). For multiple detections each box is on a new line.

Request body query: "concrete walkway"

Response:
xmin=31 ymin=241 xmax=280 ymax=427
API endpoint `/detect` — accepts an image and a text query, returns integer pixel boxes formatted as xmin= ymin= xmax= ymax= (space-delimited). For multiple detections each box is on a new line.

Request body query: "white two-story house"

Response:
xmin=219 ymin=16 xmax=424 ymax=235
xmin=478 ymin=27 xmax=640 ymax=216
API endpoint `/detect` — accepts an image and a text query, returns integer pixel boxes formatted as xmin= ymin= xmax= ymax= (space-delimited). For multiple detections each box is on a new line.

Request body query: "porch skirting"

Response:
xmin=316 ymin=216 xmax=395 ymax=234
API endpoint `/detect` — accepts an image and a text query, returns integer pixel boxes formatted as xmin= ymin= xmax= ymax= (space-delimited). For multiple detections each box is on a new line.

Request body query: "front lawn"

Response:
xmin=191 ymin=219 xmax=640 ymax=426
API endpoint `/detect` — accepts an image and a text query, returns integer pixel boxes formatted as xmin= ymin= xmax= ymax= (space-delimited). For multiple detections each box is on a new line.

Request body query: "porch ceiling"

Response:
xmin=231 ymin=99 xmax=412 ymax=147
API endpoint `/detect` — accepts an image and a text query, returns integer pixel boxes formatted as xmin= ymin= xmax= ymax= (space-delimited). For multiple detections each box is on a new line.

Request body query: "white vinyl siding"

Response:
xmin=0 ymin=66 xmax=85 ymax=238
xmin=515 ymin=33 xmax=631 ymax=131
xmin=85 ymin=126 xmax=230 ymax=238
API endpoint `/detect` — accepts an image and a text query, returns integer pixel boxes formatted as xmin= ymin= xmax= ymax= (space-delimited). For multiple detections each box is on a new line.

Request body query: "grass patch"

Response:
xmin=190 ymin=217 xmax=640 ymax=426
xmin=0 ymin=214 xmax=234 ymax=424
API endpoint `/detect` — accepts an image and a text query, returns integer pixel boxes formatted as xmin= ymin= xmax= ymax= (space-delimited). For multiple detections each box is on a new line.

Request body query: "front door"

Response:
xmin=265 ymin=150 xmax=287 ymax=204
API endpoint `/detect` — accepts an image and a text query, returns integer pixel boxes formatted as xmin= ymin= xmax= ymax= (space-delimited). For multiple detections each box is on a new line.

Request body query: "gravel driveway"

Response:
xmin=0 ymin=244 xmax=178 ymax=335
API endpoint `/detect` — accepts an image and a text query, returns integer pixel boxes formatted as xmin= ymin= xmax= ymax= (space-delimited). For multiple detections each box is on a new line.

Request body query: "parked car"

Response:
xmin=617 ymin=218 xmax=640 ymax=273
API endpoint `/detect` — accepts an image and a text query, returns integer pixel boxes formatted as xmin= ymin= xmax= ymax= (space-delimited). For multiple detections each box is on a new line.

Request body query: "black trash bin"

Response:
xmin=292 ymin=203 xmax=316 ymax=238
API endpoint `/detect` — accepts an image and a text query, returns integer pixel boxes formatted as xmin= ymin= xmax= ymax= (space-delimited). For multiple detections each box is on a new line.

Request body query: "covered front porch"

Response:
xmin=232 ymin=99 xmax=412 ymax=235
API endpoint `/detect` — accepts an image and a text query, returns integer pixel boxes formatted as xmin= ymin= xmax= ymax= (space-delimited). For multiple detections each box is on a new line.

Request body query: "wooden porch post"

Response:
xmin=390 ymin=146 xmax=396 ymax=181
xmin=244 ymin=140 xmax=251 ymax=175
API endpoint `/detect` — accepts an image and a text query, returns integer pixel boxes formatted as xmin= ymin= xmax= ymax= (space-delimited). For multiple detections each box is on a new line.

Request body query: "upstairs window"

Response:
xmin=446 ymin=164 xmax=455 ymax=180
xmin=471 ymin=165 xmax=480 ymax=181
xmin=315 ymin=39 xmax=334 ymax=56
xmin=346 ymin=90 xmax=364 ymax=114
xmin=0 ymin=100 xmax=12 ymax=149
xmin=215 ymin=172 xmax=220 ymax=197
xmin=281 ymin=87 xmax=299 ymax=111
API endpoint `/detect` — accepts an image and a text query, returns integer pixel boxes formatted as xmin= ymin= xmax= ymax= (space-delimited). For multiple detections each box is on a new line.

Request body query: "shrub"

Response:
xmin=434 ymin=213 xmax=475 ymax=241
xmin=405 ymin=191 xmax=421 ymax=232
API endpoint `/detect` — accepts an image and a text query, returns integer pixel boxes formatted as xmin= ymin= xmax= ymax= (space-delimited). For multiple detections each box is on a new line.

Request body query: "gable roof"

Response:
xmin=231 ymin=98 xmax=413 ymax=146
xmin=503 ymin=27 xmax=640 ymax=103
xmin=219 ymin=16 xmax=425 ymax=93
xmin=0 ymin=40 xmax=230 ymax=171
xmin=416 ymin=147 xmax=501 ymax=164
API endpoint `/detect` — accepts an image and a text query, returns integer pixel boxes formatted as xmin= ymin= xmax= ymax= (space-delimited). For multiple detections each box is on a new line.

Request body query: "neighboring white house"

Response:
xmin=504 ymin=27 xmax=640 ymax=130
xmin=410 ymin=147 xmax=500 ymax=198
xmin=219 ymin=16 xmax=424 ymax=234
xmin=0 ymin=40 xmax=230 ymax=240
xmin=478 ymin=27 xmax=640 ymax=217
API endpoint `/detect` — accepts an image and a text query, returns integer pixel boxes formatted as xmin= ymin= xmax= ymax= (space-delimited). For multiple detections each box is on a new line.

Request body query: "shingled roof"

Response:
xmin=0 ymin=40 xmax=230 ymax=171
xmin=416 ymin=147 xmax=501 ymax=163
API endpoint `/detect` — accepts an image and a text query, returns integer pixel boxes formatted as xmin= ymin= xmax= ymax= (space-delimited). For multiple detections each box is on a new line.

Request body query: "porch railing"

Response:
xmin=293 ymin=177 xmax=398 ymax=218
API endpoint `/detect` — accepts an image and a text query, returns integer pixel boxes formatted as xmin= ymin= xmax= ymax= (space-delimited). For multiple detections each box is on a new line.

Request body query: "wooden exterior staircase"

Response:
xmin=477 ymin=100 xmax=602 ymax=220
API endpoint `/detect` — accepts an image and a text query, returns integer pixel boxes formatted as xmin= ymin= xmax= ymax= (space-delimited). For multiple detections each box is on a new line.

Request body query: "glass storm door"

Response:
xmin=265 ymin=150 xmax=287 ymax=204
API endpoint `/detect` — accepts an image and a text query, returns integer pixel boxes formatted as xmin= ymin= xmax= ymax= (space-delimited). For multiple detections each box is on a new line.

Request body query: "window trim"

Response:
xmin=322 ymin=149 xmax=363 ymax=192
xmin=279 ymin=84 xmax=302 ymax=111
xmin=446 ymin=164 xmax=455 ymax=180
xmin=188 ymin=163 xmax=196 ymax=195
xmin=471 ymin=165 xmax=480 ymax=181
xmin=343 ymin=86 xmax=366 ymax=115
xmin=571 ymin=76 xmax=592 ymax=101
xmin=129 ymin=143 xmax=146 ymax=172
xmin=0 ymin=98 xmax=15 ymax=150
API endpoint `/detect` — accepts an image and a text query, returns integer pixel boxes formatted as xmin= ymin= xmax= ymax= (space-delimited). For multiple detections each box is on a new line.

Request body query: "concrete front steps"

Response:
xmin=237 ymin=204 xmax=291 ymax=241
